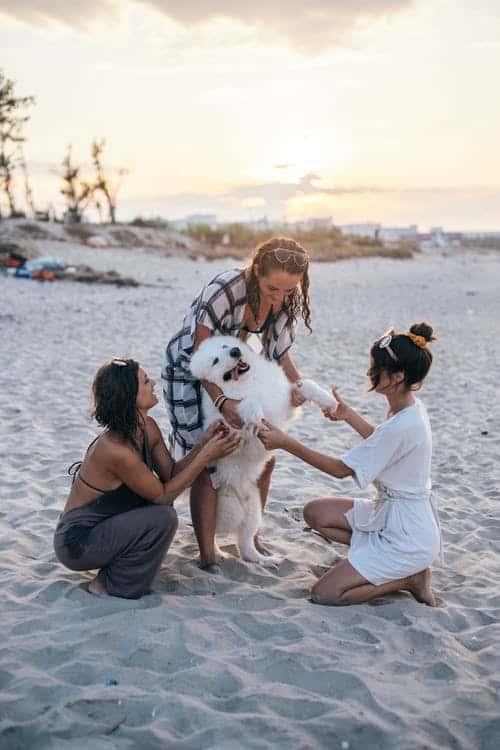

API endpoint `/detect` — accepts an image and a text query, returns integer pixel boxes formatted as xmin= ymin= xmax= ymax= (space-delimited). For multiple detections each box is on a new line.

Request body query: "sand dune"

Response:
xmin=1 ymin=239 xmax=499 ymax=749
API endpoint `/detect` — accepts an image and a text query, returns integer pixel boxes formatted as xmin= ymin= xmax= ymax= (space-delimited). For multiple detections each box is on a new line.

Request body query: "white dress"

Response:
xmin=341 ymin=399 xmax=442 ymax=585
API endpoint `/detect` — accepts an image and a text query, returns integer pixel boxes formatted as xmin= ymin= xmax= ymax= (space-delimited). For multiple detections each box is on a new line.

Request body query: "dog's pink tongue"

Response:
xmin=233 ymin=368 xmax=240 ymax=381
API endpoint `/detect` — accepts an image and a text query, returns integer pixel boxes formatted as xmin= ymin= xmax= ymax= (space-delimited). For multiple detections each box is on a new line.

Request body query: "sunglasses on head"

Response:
xmin=267 ymin=247 xmax=309 ymax=268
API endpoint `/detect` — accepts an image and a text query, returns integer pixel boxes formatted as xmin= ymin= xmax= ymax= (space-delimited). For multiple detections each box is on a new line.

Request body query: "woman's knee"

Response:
xmin=146 ymin=505 xmax=178 ymax=537
xmin=164 ymin=504 xmax=178 ymax=530
xmin=310 ymin=579 xmax=343 ymax=606
xmin=303 ymin=498 xmax=323 ymax=529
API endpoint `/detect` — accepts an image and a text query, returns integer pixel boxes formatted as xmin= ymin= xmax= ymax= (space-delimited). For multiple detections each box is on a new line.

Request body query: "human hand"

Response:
xmin=201 ymin=430 xmax=241 ymax=462
xmin=322 ymin=388 xmax=350 ymax=422
xmin=290 ymin=384 xmax=306 ymax=407
xmin=200 ymin=420 xmax=228 ymax=446
xmin=257 ymin=419 xmax=290 ymax=451
xmin=220 ymin=398 xmax=244 ymax=428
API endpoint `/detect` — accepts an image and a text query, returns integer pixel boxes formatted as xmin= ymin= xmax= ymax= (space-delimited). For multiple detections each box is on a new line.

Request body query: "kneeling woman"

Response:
xmin=54 ymin=358 xmax=239 ymax=599
xmin=259 ymin=323 xmax=441 ymax=607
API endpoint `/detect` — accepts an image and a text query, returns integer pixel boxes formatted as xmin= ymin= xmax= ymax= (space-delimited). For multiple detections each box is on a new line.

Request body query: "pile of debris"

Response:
xmin=0 ymin=244 xmax=139 ymax=287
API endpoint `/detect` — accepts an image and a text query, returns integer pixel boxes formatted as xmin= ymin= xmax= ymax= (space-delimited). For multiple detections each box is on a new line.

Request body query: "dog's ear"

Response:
xmin=189 ymin=349 xmax=208 ymax=380
xmin=189 ymin=345 xmax=210 ymax=380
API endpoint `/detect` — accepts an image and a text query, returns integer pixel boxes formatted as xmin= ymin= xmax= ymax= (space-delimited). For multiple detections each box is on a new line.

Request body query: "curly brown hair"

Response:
xmin=245 ymin=237 xmax=312 ymax=332
xmin=92 ymin=358 xmax=142 ymax=445
xmin=368 ymin=322 xmax=437 ymax=390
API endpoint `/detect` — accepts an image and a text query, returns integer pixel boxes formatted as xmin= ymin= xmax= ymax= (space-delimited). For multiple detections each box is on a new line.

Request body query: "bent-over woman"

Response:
xmin=162 ymin=237 xmax=312 ymax=569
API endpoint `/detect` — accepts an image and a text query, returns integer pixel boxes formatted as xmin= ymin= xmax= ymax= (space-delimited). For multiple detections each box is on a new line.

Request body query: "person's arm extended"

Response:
xmin=171 ymin=421 xmax=229 ymax=476
xmin=343 ymin=408 xmax=375 ymax=439
xmin=323 ymin=388 xmax=375 ymax=439
xmin=258 ymin=420 xmax=353 ymax=479
xmin=280 ymin=352 xmax=301 ymax=384
xmin=112 ymin=431 xmax=240 ymax=505
xmin=285 ymin=436 xmax=353 ymax=479
xmin=147 ymin=416 xmax=214 ymax=481
xmin=280 ymin=353 xmax=307 ymax=407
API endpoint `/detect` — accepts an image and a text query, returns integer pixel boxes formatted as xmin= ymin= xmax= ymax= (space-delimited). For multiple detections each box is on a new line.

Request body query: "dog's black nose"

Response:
xmin=229 ymin=347 xmax=241 ymax=358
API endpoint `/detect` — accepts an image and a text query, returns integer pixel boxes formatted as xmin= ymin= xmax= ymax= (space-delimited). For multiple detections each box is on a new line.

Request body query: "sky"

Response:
xmin=1 ymin=0 xmax=499 ymax=230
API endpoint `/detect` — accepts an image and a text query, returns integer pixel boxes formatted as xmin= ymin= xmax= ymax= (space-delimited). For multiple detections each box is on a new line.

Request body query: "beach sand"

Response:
xmin=1 ymin=237 xmax=499 ymax=749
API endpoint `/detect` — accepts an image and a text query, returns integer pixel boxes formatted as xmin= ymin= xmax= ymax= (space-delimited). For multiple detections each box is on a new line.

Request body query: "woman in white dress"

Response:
xmin=258 ymin=322 xmax=441 ymax=606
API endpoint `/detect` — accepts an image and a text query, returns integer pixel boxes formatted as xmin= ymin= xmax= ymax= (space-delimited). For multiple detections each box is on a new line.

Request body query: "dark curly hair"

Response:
xmin=92 ymin=358 xmax=142 ymax=445
xmin=368 ymin=322 xmax=437 ymax=391
xmin=246 ymin=237 xmax=312 ymax=332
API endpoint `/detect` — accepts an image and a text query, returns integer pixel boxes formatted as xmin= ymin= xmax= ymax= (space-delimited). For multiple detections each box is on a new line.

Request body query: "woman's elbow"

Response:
xmin=153 ymin=488 xmax=176 ymax=505
xmin=333 ymin=462 xmax=353 ymax=480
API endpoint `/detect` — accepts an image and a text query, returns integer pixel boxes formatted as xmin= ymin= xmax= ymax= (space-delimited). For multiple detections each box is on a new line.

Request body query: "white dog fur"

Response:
xmin=190 ymin=335 xmax=337 ymax=564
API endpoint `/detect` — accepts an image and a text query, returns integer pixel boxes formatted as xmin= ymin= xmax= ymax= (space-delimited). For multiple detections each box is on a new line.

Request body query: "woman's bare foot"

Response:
xmin=87 ymin=577 xmax=108 ymax=596
xmin=198 ymin=560 xmax=221 ymax=573
xmin=407 ymin=569 xmax=437 ymax=607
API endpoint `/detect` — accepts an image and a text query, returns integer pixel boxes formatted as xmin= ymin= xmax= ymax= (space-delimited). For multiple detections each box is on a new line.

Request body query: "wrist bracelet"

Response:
xmin=213 ymin=393 xmax=225 ymax=409
xmin=217 ymin=397 xmax=228 ymax=413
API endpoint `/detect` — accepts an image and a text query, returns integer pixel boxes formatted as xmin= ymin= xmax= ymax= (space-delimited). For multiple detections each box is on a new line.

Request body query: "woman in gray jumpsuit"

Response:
xmin=54 ymin=357 xmax=239 ymax=598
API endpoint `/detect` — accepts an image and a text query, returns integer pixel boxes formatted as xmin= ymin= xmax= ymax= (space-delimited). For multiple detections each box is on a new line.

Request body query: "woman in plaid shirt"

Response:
xmin=162 ymin=237 xmax=312 ymax=569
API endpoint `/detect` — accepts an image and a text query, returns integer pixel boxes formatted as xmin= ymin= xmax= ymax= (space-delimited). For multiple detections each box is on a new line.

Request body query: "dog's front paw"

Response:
xmin=300 ymin=379 xmax=336 ymax=409
xmin=237 ymin=398 xmax=264 ymax=426
xmin=242 ymin=550 xmax=279 ymax=566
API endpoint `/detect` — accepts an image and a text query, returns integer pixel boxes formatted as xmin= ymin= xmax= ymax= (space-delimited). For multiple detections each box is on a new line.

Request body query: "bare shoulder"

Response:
xmin=144 ymin=416 xmax=164 ymax=446
xmin=96 ymin=432 xmax=138 ymax=466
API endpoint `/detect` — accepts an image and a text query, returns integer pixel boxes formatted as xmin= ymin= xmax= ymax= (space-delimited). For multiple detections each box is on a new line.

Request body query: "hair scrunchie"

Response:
xmin=405 ymin=332 xmax=427 ymax=349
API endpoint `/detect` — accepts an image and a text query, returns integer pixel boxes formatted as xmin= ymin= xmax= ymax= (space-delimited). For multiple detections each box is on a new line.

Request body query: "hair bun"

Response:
xmin=409 ymin=321 xmax=436 ymax=343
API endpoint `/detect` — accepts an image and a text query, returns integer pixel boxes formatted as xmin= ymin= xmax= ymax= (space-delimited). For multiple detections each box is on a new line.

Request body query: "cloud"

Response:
xmin=125 ymin=177 xmax=500 ymax=227
xmin=127 ymin=174 xmax=394 ymax=221
xmin=0 ymin=0 xmax=118 ymax=30
xmin=0 ymin=0 xmax=413 ymax=50
xmin=144 ymin=1 xmax=413 ymax=50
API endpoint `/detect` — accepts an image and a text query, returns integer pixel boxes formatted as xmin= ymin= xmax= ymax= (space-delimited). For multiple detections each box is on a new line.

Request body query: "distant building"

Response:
xmin=419 ymin=227 xmax=463 ymax=250
xmin=292 ymin=217 xmax=332 ymax=231
xmin=462 ymin=231 xmax=500 ymax=240
xmin=339 ymin=223 xmax=380 ymax=239
xmin=378 ymin=225 xmax=418 ymax=243
xmin=429 ymin=226 xmax=448 ymax=248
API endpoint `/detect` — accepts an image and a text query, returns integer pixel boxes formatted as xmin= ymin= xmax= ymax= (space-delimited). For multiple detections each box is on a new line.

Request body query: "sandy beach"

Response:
xmin=1 ymin=236 xmax=499 ymax=749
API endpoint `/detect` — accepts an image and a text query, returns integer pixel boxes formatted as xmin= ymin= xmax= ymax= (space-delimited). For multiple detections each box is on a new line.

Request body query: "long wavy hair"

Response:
xmin=245 ymin=237 xmax=312 ymax=332
xmin=368 ymin=322 xmax=437 ymax=390
xmin=92 ymin=358 xmax=142 ymax=446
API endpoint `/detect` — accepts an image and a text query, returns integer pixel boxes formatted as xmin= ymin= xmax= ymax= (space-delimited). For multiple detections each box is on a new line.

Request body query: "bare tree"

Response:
xmin=0 ymin=69 xmax=35 ymax=218
xmin=91 ymin=139 xmax=129 ymax=224
xmin=60 ymin=144 xmax=92 ymax=223
xmin=19 ymin=146 xmax=36 ymax=217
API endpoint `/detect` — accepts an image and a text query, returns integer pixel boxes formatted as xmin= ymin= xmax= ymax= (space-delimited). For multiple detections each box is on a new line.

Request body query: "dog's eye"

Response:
xmin=212 ymin=357 xmax=219 ymax=365
xmin=222 ymin=345 xmax=228 ymax=349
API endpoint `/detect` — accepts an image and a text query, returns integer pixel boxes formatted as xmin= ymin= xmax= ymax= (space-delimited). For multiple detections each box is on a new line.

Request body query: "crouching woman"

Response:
xmin=54 ymin=358 xmax=239 ymax=599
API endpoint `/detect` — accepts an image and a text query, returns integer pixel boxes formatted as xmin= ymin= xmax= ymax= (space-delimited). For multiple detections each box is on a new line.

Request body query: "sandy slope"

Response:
xmin=1 ymin=240 xmax=499 ymax=749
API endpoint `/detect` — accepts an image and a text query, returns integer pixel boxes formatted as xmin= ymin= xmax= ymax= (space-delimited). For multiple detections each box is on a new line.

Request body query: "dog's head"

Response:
xmin=190 ymin=335 xmax=252 ymax=387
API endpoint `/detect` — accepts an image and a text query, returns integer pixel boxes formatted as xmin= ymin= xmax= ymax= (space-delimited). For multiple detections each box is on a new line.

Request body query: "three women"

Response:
xmin=55 ymin=236 xmax=441 ymax=607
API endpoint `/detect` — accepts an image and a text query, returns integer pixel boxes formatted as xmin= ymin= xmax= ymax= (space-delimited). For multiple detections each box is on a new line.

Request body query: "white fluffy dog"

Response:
xmin=190 ymin=335 xmax=336 ymax=564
